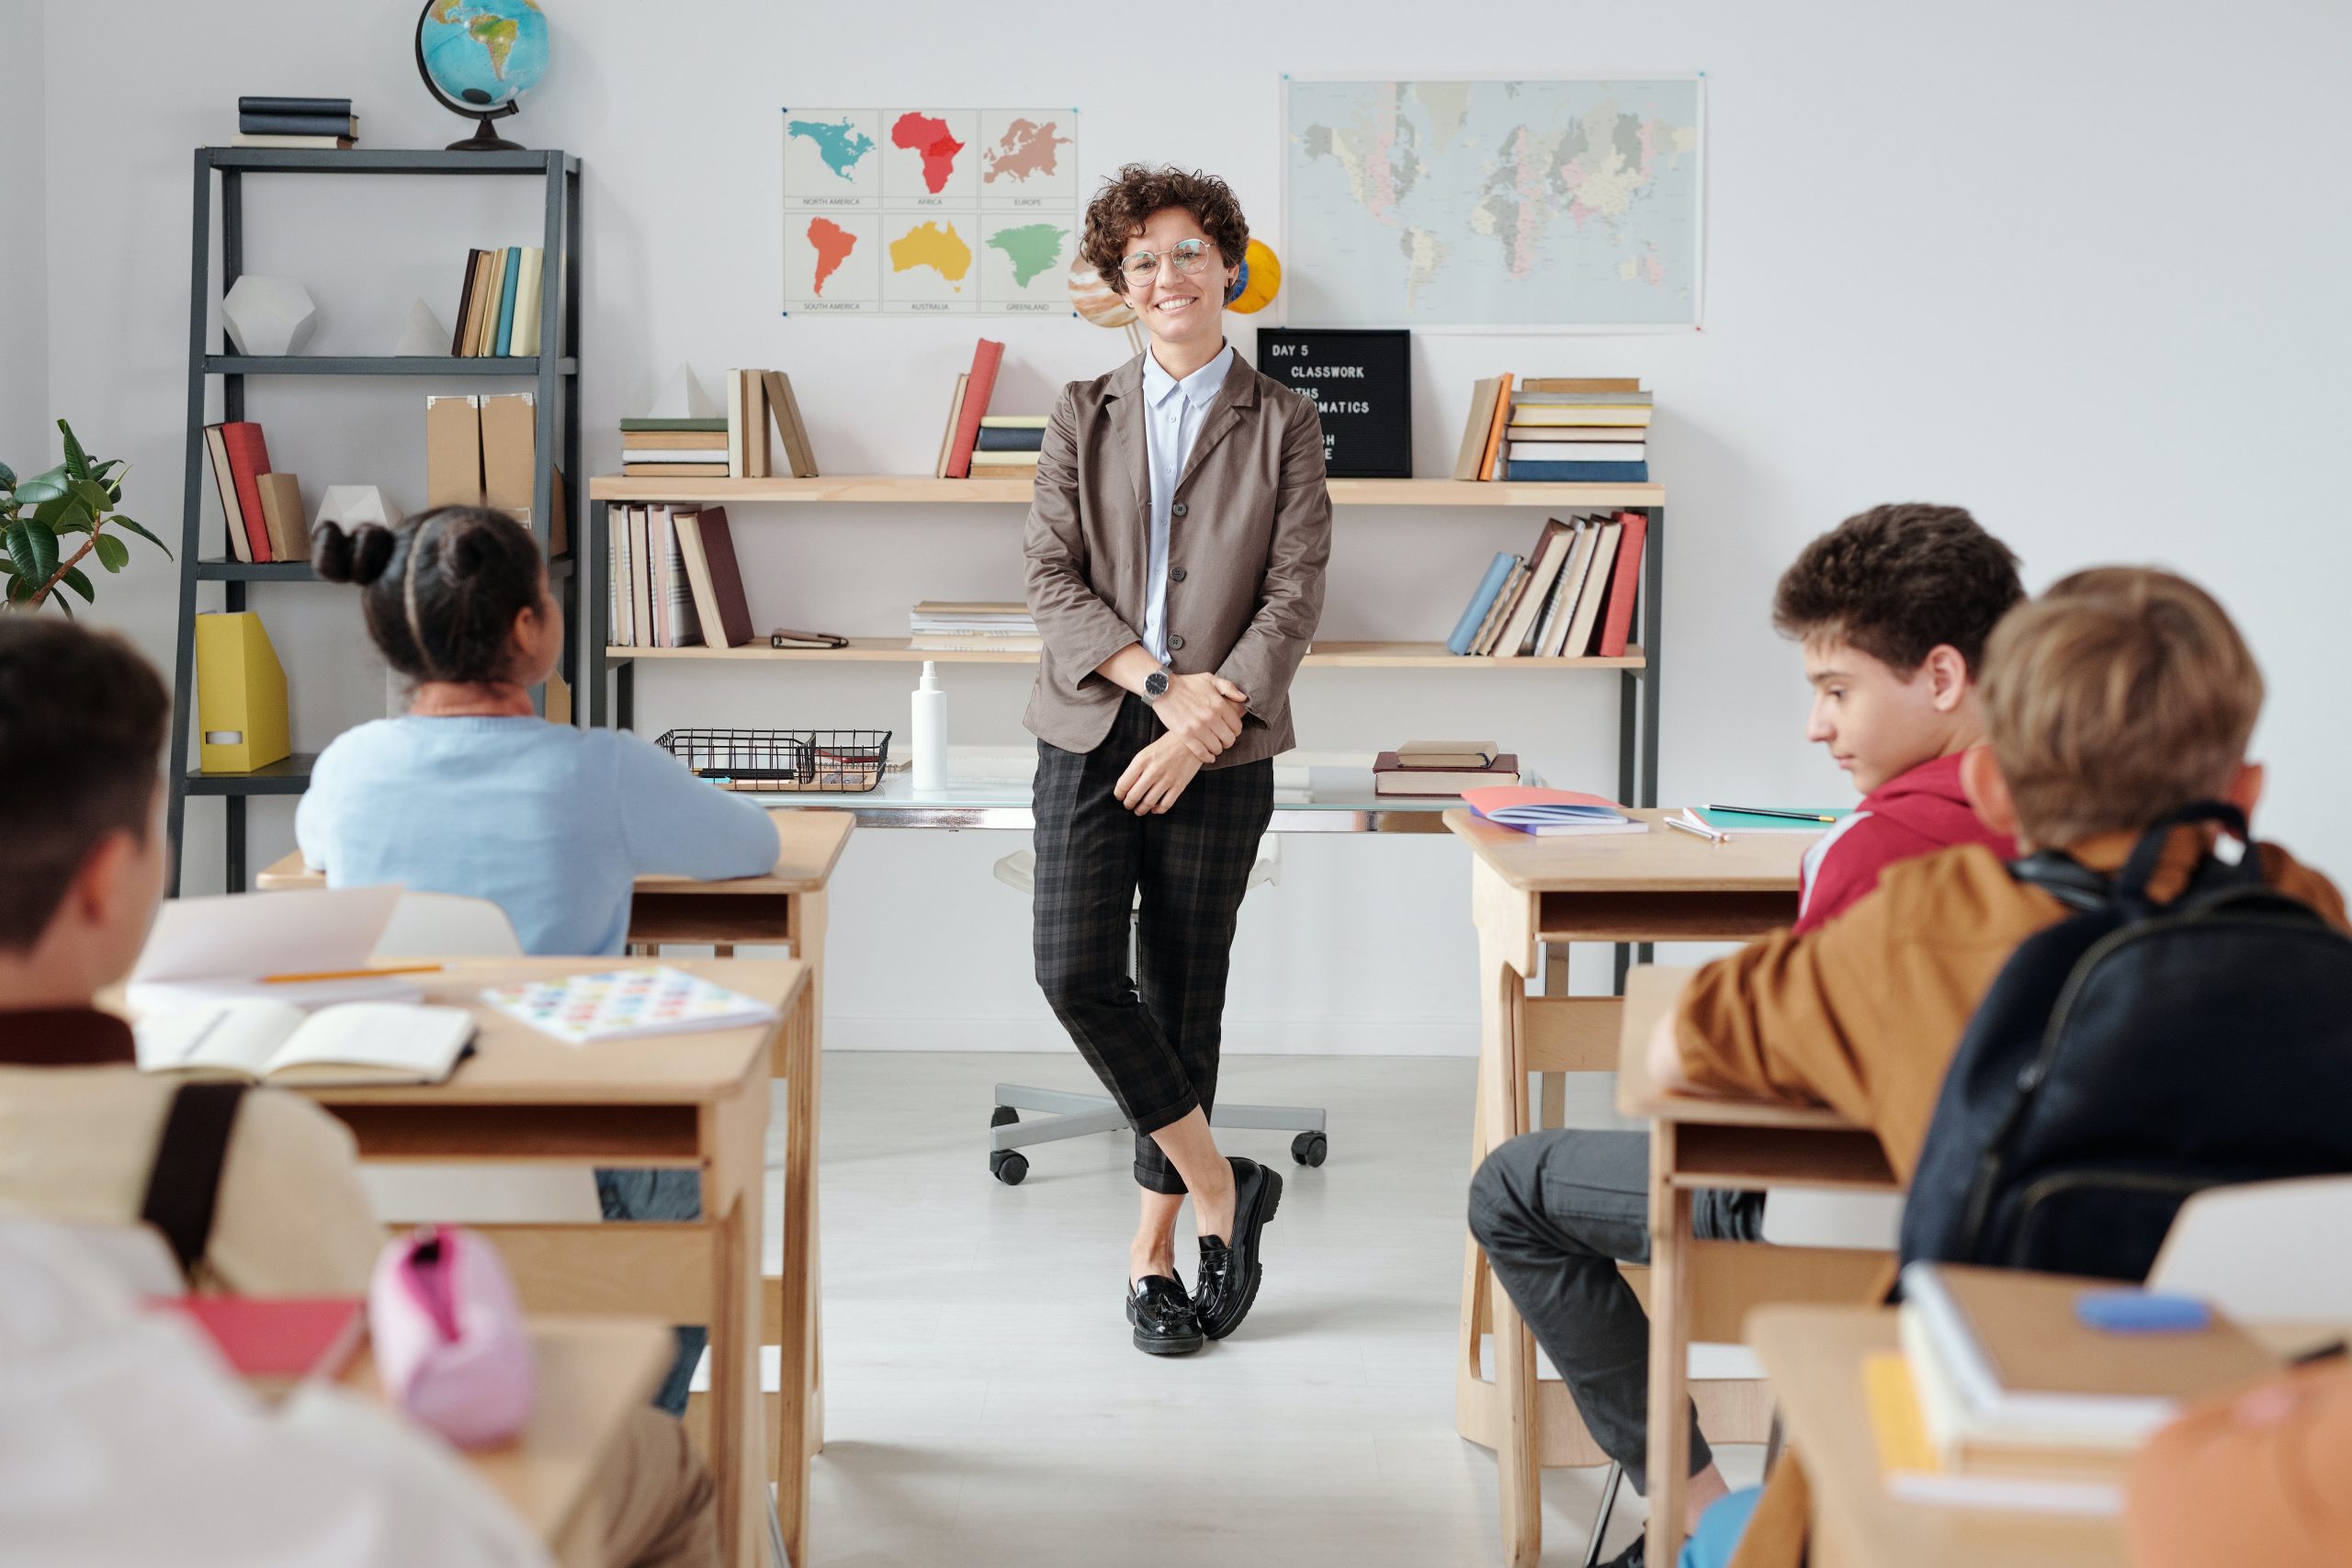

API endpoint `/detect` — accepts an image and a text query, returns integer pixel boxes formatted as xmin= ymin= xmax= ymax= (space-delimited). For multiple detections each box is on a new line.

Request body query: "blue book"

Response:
xmin=1504 ymin=460 xmax=1650 ymax=483
xmin=1446 ymin=551 xmax=1518 ymax=656
xmin=974 ymin=427 xmax=1045 ymax=452
xmin=493 ymin=247 xmax=522 ymax=357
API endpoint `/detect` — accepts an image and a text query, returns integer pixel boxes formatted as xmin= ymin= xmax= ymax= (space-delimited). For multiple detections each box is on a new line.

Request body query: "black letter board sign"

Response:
xmin=1254 ymin=328 xmax=1411 ymax=479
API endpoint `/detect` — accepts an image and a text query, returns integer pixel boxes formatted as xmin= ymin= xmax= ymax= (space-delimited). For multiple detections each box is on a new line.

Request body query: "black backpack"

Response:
xmin=1899 ymin=802 xmax=2352 ymax=1282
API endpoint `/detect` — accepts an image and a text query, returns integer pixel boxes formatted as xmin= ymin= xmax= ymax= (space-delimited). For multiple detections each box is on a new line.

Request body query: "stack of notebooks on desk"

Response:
xmin=1871 ymin=1262 xmax=2279 ymax=1514
xmin=1453 ymin=376 xmax=1650 ymax=482
xmin=232 ymin=96 xmax=357 ymax=149
xmin=1446 ymin=511 xmax=1649 ymax=659
xmin=909 ymin=601 xmax=1040 ymax=653
xmin=1462 ymin=787 xmax=1643 ymax=836
xmin=607 ymin=504 xmax=754 ymax=649
xmin=619 ymin=370 xmax=819 ymax=480
xmin=448 ymin=246 xmax=546 ymax=357
xmin=1373 ymin=741 xmax=1518 ymax=796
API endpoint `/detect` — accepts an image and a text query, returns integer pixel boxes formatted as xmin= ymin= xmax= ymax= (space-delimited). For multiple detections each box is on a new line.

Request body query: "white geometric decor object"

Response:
xmin=220 ymin=276 xmax=318 ymax=356
xmin=642 ymin=362 xmax=721 ymax=420
xmin=393 ymin=297 xmax=449 ymax=356
xmin=313 ymin=485 xmax=400 ymax=530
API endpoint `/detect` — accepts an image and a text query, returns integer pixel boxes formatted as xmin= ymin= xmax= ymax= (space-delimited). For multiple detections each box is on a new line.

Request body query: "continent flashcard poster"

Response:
xmin=785 ymin=107 xmax=1080 ymax=316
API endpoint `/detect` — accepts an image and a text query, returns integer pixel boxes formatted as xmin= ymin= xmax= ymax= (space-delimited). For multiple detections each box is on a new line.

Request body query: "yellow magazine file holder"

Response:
xmin=195 ymin=611 xmax=290 ymax=773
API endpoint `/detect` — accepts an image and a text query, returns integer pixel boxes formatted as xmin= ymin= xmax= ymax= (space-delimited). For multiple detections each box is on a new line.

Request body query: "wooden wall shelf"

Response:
xmin=605 ymin=639 xmax=1648 ymax=671
xmin=587 ymin=475 xmax=1666 ymax=509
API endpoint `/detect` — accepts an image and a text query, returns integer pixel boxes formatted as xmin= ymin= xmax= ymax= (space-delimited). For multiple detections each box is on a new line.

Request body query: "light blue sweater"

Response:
xmin=296 ymin=717 xmax=779 ymax=956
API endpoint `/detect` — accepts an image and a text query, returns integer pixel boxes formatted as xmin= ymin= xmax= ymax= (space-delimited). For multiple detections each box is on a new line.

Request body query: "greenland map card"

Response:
xmin=783 ymin=105 xmax=1080 ymax=316
xmin=481 ymin=965 xmax=778 ymax=1045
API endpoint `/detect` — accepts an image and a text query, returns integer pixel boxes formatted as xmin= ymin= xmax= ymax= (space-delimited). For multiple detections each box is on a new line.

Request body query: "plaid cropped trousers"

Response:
xmin=1031 ymin=694 xmax=1275 ymax=1194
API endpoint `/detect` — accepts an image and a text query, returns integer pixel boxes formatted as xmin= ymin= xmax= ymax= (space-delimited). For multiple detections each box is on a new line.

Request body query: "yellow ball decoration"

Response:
xmin=1226 ymin=239 xmax=1282 ymax=315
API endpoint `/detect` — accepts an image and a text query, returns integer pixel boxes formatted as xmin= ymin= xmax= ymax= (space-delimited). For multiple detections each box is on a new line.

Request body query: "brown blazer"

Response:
xmin=1022 ymin=352 xmax=1331 ymax=766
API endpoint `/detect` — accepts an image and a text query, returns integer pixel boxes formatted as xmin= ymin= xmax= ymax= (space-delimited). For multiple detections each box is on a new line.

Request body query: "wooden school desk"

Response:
xmin=294 ymin=957 xmax=815 ymax=1568
xmin=256 ymin=807 xmax=854 ymax=1052
xmin=1442 ymin=808 xmax=1813 ymax=1568
xmin=1617 ymin=969 xmax=1899 ymax=1568
xmin=1748 ymin=1306 xmax=2126 ymax=1568
xmin=333 ymin=1316 xmax=677 ymax=1568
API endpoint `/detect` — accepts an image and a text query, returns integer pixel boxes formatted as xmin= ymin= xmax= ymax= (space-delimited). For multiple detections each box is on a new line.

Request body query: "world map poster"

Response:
xmin=784 ymin=107 xmax=1080 ymax=316
xmin=1283 ymin=76 xmax=1703 ymax=331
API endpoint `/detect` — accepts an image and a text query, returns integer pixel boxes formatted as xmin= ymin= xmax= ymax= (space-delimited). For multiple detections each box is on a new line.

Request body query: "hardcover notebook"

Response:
xmin=1696 ymin=807 xmax=1855 ymax=835
xmin=1461 ymin=787 xmax=1645 ymax=836
xmin=483 ymin=965 xmax=779 ymax=1044
xmin=133 ymin=1000 xmax=476 ymax=1088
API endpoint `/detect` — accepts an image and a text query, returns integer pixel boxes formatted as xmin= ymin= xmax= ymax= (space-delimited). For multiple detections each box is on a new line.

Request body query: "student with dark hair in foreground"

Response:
xmin=1464 ymin=503 xmax=2024 ymax=1557
xmin=0 ymin=615 xmax=718 ymax=1568
xmin=297 ymin=505 xmax=778 ymax=1415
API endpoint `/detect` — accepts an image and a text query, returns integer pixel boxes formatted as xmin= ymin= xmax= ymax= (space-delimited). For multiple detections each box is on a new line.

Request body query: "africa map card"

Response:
xmin=784 ymin=107 xmax=1080 ymax=316
xmin=481 ymin=966 xmax=778 ymax=1045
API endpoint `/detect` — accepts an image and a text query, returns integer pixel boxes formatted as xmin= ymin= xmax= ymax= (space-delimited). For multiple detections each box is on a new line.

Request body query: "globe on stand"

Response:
xmin=415 ymin=0 xmax=551 ymax=152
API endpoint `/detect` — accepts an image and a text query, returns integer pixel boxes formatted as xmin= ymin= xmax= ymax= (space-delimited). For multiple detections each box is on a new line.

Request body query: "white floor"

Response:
xmin=762 ymin=1053 xmax=1759 ymax=1568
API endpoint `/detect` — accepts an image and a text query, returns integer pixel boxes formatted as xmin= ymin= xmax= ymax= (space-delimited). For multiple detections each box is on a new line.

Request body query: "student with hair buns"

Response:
xmin=298 ymin=505 xmax=779 ymax=1415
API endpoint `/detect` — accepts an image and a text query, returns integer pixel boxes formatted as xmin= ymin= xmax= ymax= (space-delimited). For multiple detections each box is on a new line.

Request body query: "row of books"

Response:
xmin=933 ymin=339 xmax=1046 ymax=479
xmin=231 ymin=95 xmax=358 ymax=150
xmin=618 ymin=370 xmax=820 ymax=480
xmin=1447 ymin=512 xmax=1650 ymax=660
xmin=606 ymin=504 xmax=754 ymax=650
xmin=1452 ymin=377 xmax=1653 ymax=482
xmin=1371 ymin=740 xmax=1518 ymax=798
xmin=202 ymin=422 xmax=305 ymax=563
xmin=1871 ymin=1262 xmax=2277 ymax=1513
xmin=449 ymin=246 xmax=547 ymax=358
xmin=910 ymin=601 xmax=1039 ymax=653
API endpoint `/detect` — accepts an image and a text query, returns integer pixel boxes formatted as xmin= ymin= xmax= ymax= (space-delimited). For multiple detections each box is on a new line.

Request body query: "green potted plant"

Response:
xmin=1 ymin=419 xmax=171 ymax=615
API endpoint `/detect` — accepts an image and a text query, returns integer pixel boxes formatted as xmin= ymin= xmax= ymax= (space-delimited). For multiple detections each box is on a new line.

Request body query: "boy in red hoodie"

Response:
xmin=1466 ymin=503 xmax=2023 ymax=1563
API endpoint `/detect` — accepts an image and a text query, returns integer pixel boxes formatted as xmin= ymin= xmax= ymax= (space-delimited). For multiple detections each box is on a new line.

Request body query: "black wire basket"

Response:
xmin=654 ymin=728 xmax=892 ymax=794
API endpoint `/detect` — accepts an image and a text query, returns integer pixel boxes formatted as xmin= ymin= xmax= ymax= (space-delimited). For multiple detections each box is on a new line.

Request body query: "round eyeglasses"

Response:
xmin=1121 ymin=238 xmax=1216 ymax=284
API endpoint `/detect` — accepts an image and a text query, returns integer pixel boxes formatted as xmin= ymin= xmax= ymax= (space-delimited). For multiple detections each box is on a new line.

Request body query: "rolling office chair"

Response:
xmin=984 ymin=835 xmax=1329 ymax=1185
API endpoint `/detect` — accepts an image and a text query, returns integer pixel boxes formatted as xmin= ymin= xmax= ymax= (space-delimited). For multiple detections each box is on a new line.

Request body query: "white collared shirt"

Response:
xmin=1138 ymin=342 xmax=1235 ymax=663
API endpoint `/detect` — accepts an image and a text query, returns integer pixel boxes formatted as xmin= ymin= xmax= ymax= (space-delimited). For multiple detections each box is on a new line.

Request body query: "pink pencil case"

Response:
xmin=368 ymin=1224 xmax=537 ymax=1447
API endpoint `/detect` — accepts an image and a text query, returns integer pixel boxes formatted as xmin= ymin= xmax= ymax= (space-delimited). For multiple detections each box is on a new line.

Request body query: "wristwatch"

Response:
xmin=1142 ymin=668 xmax=1171 ymax=704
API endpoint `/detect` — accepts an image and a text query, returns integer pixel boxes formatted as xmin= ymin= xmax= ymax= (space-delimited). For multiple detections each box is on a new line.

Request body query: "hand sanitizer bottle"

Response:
xmin=910 ymin=661 xmax=947 ymax=791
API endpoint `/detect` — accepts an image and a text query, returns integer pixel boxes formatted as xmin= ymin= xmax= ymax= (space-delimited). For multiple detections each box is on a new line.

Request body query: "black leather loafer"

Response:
xmin=1125 ymin=1274 xmax=1204 ymax=1356
xmin=1194 ymin=1156 xmax=1283 ymax=1340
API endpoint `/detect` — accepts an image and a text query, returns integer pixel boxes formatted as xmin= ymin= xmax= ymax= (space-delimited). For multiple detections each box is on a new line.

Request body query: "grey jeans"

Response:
xmin=1467 ymin=1126 xmax=1764 ymax=1494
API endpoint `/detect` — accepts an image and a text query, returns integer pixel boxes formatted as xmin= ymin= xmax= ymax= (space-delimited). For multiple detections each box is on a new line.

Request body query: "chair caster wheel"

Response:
xmin=990 ymin=1106 xmax=1019 ymax=1128
xmin=1291 ymin=1132 xmax=1328 ymax=1168
xmin=989 ymin=1150 xmax=1029 ymax=1186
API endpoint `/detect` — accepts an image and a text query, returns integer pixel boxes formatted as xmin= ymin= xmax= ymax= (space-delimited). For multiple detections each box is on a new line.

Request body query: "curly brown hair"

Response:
xmin=1772 ymin=502 xmax=2024 ymax=675
xmin=1080 ymin=164 xmax=1249 ymax=296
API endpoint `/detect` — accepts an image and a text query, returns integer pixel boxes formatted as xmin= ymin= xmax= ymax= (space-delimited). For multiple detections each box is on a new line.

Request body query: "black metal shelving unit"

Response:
xmin=166 ymin=146 xmax=582 ymax=895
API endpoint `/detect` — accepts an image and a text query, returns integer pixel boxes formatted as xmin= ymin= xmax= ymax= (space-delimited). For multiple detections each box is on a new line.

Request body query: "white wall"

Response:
xmin=0 ymin=0 xmax=46 ymax=464
xmin=28 ymin=0 xmax=2352 ymax=1054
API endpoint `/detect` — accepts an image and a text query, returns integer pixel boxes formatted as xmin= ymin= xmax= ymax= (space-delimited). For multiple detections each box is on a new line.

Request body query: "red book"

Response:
xmin=1595 ymin=509 xmax=1649 ymax=659
xmin=944 ymin=338 xmax=1004 ymax=479
xmin=218 ymin=422 xmax=276 ymax=562
xmin=150 ymin=1296 xmax=366 ymax=1388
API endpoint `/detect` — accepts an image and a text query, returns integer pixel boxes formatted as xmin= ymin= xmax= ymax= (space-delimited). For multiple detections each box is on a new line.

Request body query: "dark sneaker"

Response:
xmin=1125 ymin=1274 xmax=1204 ymax=1356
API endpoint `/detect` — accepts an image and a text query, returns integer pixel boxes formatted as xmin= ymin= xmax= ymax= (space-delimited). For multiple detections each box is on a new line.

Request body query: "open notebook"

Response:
xmin=134 ymin=1000 xmax=475 ymax=1087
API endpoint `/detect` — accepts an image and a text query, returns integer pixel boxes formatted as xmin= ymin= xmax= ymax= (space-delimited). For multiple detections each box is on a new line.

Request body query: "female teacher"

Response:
xmin=1023 ymin=164 xmax=1332 ymax=1357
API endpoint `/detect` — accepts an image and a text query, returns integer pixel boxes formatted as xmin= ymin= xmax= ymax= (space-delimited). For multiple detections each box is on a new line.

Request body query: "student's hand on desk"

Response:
xmin=1154 ymin=673 xmax=1249 ymax=763
xmin=1114 ymin=735 xmax=1204 ymax=816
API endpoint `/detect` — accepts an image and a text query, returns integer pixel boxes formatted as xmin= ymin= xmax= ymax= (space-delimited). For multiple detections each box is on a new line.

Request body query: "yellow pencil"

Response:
xmin=263 ymin=963 xmax=445 ymax=985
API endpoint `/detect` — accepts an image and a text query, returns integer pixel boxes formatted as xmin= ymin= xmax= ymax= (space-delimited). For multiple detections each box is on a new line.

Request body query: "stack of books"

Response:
xmin=908 ymin=601 xmax=1040 ymax=654
xmin=1372 ymin=741 xmax=1518 ymax=797
xmin=449 ymin=247 xmax=546 ymax=358
xmin=607 ymin=505 xmax=753 ymax=649
xmin=1453 ymin=376 xmax=1651 ymax=482
xmin=969 ymin=416 xmax=1046 ymax=475
xmin=232 ymin=96 xmax=357 ymax=150
xmin=1872 ymin=1262 xmax=2279 ymax=1513
xmin=935 ymin=339 xmax=1008 ymax=479
xmin=1444 ymin=511 xmax=1651 ymax=660
xmin=620 ymin=416 xmax=729 ymax=479
xmin=201 ymin=420 xmax=307 ymax=563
